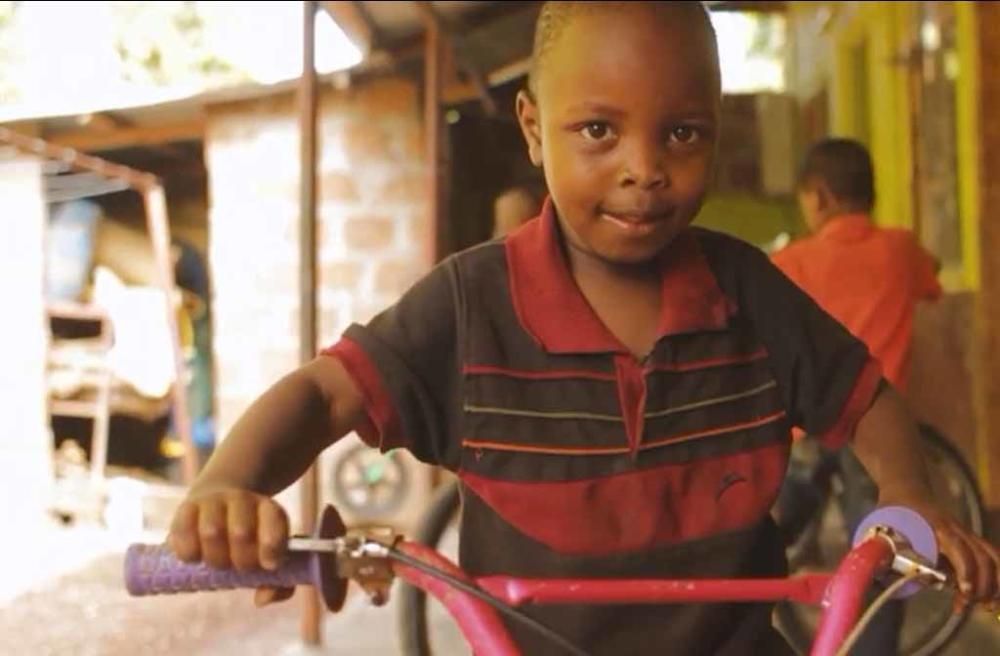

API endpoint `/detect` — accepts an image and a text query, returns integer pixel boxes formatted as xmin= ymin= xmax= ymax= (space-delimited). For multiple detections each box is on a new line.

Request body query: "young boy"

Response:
xmin=168 ymin=3 xmax=999 ymax=654
xmin=772 ymin=138 xmax=945 ymax=654
xmin=772 ymin=138 xmax=943 ymax=391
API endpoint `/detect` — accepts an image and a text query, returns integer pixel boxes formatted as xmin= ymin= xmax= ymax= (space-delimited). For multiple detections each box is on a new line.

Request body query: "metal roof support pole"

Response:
xmin=422 ymin=3 xmax=445 ymax=265
xmin=297 ymin=0 xmax=324 ymax=647
xmin=141 ymin=184 xmax=198 ymax=485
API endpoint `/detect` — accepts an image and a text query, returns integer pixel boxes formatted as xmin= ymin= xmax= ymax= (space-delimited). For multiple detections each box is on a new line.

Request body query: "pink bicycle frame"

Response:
xmin=393 ymin=535 xmax=896 ymax=656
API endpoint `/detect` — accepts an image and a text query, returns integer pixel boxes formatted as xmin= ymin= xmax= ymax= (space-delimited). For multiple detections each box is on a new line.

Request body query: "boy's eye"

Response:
xmin=669 ymin=126 xmax=701 ymax=144
xmin=579 ymin=122 xmax=613 ymax=141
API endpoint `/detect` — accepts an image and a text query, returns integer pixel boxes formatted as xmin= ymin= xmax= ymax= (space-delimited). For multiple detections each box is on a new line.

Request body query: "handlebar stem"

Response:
xmin=809 ymin=535 xmax=896 ymax=656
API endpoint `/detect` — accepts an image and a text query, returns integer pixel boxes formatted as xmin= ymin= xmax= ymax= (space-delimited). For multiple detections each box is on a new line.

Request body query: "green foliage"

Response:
xmin=109 ymin=1 xmax=247 ymax=88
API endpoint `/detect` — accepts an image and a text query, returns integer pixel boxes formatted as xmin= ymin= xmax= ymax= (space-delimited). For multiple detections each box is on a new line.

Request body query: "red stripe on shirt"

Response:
xmin=463 ymin=364 xmax=617 ymax=382
xmin=322 ymin=338 xmax=406 ymax=451
xmin=461 ymin=439 xmax=629 ymax=456
xmin=459 ymin=440 xmax=789 ymax=556
xmin=647 ymin=348 xmax=768 ymax=374
xmin=817 ymin=357 xmax=884 ymax=450
xmin=642 ymin=410 xmax=787 ymax=451
xmin=461 ymin=411 xmax=786 ymax=457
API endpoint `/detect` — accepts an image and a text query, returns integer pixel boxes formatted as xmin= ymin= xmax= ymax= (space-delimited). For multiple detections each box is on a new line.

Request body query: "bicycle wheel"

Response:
xmin=330 ymin=444 xmax=410 ymax=520
xmin=397 ymin=478 xmax=463 ymax=656
xmin=775 ymin=423 xmax=985 ymax=655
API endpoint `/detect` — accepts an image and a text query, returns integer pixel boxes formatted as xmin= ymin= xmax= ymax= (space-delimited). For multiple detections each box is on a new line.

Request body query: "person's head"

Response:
xmin=515 ymin=1 xmax=722 ymax=266
xmin=493 ymin=186 xmax=542 ymax=238
xmin=796 ymin=138 xmax=876 ymax=233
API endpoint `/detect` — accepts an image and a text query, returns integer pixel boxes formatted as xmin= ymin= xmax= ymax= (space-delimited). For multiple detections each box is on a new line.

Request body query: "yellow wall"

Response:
xmin=955 ymin=1 xmax=982 ymax=291
xmin=822 ymin=1 xmax=980 ymax=292
xmin=830 ymin=2 xmax=915 ymax=231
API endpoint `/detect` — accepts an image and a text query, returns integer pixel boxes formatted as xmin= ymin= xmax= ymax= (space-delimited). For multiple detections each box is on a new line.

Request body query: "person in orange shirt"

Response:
xmin=772 ymin=138 xmax=942 ymax=655
xmin=772 ymin=138 xmax=942 ymax=390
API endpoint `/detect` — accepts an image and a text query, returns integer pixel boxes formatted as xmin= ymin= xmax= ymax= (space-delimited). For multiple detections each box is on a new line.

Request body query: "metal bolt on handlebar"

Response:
xmin=287 ymin=526 xmax=400 ymax=607
xmin=863 ymin=525 xmax=948 ymax=587
xmin=336 ymin=529 xmax=400 ymax=607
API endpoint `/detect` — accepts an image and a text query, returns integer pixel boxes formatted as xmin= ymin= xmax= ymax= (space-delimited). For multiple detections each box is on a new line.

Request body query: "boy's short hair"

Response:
xmin=798 ymin=138 xmax=876 ymax=211
xmin=528 ymin=1 xmax=718 ymax=95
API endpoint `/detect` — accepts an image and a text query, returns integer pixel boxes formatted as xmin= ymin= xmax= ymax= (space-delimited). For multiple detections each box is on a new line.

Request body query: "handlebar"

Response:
xmin=122 ymin=505 xmax=947 ymax=656
xmin=124 ymin=505 xmax=351 ymax=612
xmin=124 ymin=543 xmax=314 ymax=595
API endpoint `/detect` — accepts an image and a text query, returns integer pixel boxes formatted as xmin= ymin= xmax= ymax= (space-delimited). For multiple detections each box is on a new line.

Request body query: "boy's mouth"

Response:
xmin=599 ymin=208 xmax=673 ymax=235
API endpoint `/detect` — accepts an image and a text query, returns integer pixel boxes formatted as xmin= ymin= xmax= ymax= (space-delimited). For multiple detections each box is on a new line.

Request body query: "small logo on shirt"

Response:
xmin=716 ymin=472 xmax=748 ymax=500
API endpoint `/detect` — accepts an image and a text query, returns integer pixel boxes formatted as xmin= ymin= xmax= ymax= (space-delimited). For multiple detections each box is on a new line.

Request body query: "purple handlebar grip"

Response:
xmin=124 ymin=544 xmax=315 ymax=596
xmin=124 ymin=505 xmax=349 ymax=611
xmin=852 ymin=505 xmax=940 ymax=599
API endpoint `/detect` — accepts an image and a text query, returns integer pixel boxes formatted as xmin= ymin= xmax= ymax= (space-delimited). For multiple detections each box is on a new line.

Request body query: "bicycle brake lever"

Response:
xmin=287 ymin=530 xmax=399 ymax=606
xmin=865 ymin=525 xmax=949 ymax=587
xmin=287 ymin=537 xmax=342 ymax=553
xmin=890 ymin=551 xmax=948 ymax=587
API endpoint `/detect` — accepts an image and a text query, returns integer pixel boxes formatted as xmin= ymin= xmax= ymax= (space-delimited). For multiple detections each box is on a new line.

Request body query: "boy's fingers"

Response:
xmin=953 ymin=591 xmax=971 ymax=616
xmin=939 ymin=529 xmax=975 ymax=598
xmin=968 ymin=534 xmax=1000 ymax=602
xmin=990 ymin=542 xmax=1000 ymax=602
xmin=198 ymin=498 xmax=231 ymax=569
xmin=945 ymin=528 xmax=998 ymax=603
xmin=258 ymin=501 xmax=289 ymax=571
xmin=168 ymin=501 xmax=201 ymax=562
xmin=254 ymin=586 xmax=295 ymax=607
xmin=227 ymin=493 xmax=259 ymax=571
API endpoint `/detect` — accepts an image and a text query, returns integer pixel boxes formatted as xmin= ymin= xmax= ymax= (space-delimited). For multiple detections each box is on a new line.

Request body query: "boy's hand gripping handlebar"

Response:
xmin=123 ymin=505 xmax=397 ymax=611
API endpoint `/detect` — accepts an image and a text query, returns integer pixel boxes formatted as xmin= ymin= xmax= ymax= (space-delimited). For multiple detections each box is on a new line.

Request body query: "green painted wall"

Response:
xmin=695 ymin=192 xmax=803 ymax=249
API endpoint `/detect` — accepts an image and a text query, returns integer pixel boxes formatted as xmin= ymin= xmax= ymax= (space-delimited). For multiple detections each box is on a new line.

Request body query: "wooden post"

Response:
xmin=297 ymin=0 xmax=323 ymax=645
xmin=423 ymin=7 xmax=445 ymax=264
xmin=972 ymin=2 xmax=1000 ymax=509
xmin=141 ymin=186 xmax=198 ymax=485
xmin=414 ymin=1 xmax=498 ymax=118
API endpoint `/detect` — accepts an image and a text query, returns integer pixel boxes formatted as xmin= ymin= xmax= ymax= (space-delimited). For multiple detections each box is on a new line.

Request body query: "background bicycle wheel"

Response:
xmin=775 ymin=424 xmax=984 ymax=656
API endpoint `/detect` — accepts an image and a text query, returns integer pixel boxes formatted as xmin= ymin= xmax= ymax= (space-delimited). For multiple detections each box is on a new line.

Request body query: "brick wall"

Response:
xmin=0 ymin=155 xmax=53 ymax=525
xmin=204 ymin=76 xmax=430 ymax=527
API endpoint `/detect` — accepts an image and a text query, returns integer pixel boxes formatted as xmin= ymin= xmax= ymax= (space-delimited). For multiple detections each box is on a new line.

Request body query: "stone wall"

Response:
xmin=203 ymin=76 xmax=430 ymax=528
xmin=205 ymin=77 xmax=427 ymax=438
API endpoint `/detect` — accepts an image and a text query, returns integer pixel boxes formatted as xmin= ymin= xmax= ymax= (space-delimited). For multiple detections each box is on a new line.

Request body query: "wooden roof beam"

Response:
xmin=414 ymin=1 xmax=498 ymax=117
xmin=706 ymin=1 xmax=787 ymax=13
xmin=443 ymin=56 xmax=531 ymax=107
xmin=319 ymin=1 xmax=377 ymax=56
xmin=44 ymin=119 xmax=204 ymax=153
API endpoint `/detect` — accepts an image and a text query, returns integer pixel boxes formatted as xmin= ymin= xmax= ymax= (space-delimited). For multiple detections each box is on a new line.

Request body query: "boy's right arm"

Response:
xmin=167 ymin=355 xmax=365 ymax=576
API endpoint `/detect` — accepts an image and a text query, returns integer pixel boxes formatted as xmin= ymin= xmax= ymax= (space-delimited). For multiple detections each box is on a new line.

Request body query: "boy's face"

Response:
xmin=797 ymin=185 xmax=823 ymax=233
xmin=517 ymin=7 xmax=721 ymax=265
xmin=797 ymin=177 xmax=829 ymax=233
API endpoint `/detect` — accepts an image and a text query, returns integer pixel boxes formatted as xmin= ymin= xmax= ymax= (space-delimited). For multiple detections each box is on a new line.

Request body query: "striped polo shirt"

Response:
xmin=326 ymin=200 xmax=883 ymax=655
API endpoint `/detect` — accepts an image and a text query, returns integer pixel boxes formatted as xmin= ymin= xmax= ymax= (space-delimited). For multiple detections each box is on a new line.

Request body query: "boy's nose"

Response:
xmin=619 ymin=144 xmax=668 ymax=190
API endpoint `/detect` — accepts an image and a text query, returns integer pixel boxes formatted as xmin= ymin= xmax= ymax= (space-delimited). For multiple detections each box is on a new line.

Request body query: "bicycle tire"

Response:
xmin=919 ymin=424 xmax=985 ymax=535
xmin=331 ymin=444 xmax=411 ymax=520
xmin=775 ymin=423 xmax=985 ymax=656
xmin=397 ymin=479 xmax=462 ymax=656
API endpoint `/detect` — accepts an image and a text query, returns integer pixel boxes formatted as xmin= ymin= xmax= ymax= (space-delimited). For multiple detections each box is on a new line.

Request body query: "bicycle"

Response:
xmin=330 ymin=443 xmax=410 ymax=521
xmin=396 ymin=423 xmax=985 ymax=656
xmin=775 ymin=423 xmax=984 ymax=655
xmin=124 ymin=503 xmax=965 ymax=656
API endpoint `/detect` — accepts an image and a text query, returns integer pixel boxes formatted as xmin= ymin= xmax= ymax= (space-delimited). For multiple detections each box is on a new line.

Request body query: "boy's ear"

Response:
xmin=516 ymin=90 xmax=543 ymax=168
xmin=813 ymin=180 xmax=834 ymax=214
